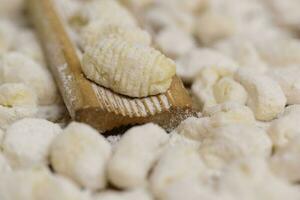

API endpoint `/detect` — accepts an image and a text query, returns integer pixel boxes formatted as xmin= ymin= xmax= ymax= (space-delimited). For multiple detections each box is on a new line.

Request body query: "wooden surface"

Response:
xmin=28 ymin=0 xmax=197 ymax=133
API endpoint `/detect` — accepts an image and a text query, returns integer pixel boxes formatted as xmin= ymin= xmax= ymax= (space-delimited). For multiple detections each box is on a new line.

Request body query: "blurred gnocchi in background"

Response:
xmin=1 ymin=0 xmax=300 ymax=200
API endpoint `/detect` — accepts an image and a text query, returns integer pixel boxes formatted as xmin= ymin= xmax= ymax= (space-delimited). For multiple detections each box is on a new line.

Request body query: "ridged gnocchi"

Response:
xmin=82 ymin=38 xmax=176 ymax=97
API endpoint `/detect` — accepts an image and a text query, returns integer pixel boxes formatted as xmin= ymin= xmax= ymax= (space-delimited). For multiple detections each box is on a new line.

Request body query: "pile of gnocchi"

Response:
xmin=1 ymin=0 xmax=300 ymax=199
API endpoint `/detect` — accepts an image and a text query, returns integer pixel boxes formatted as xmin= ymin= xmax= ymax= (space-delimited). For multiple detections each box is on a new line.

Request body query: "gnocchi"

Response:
xmin=168 ymin=131 xmax=201 ymax=148
xmin=160 ymin=177 xmax=234 ymax=200
xmin=196 ymin=11 xmax=236 ymax=45
xmin=2 ymin=118 xmax=61 ymax=169
xmin=265 ymin=0 xmax=300 ymax=32
xmin=50 ymin=122 xmax=111 ymax=190
xmin=213 ymin=77 xmax=247 ymax=105
xmin=0 ymin=168 xmax=89 ymax=200
xmin=0 ymin=82 xmax=38 ymax=129
xmin=0 ymin=153 xmax=11 ymax=173
xmin=255 ymin=38 xmax=300 ymax=67
xmin=0 ymin=106 xmax=38 ymax=130
xmin=144 ymin=5 xmax=195 ymax=33
xmin=270 ymin=136 xmax=300 ymax=182
xmin=0 ymin=52 xmax=58 ymax=105
xmin=235 ymin=69 xmax=286 ymax=121
xmin=119 ymin=0 xmax=154 ymax=9
xmin=199 ymin=124 xmax=272 ymax=169
xmin=155 ymin=27 xmax=195 ymax=59
xmin=108 ymin=123 xmax=169 ymax=189
xmin=206 ymin=102 xmax=256 ymax=127
xmin=281 ymin=104 xmax=300 ymax=116
xmin=76 ymin=0 xmax=137 ymax=28
xmin=54 ymin=0 xmax=82 ymax=25
xmin=268 ymin=66 xmax=300 ymax=104
xmin=267 ymin=111 xmax=300 ymax=149
xmin=214 ymin=37 xmax=268 ymax=74
xmin=15 ymin=29 xmax=46 ymax=65
xmin=177 ymin=48 xmax=238 ymax=83
xmin=175 ymin=117 xmax=211 ymax=141
xmin=150 ymin=145 xmax=207 ymax=199
xmin=156 ymin=0 xmax=207 ymax=13
xmin=82 ymin=37 xmax=176 ymax=97
xmin=191 ymin=71 xmax=218 ymax=109
xmin=80 ymin=23 xmax=152 ymax=50
xmin=0 ymin=83 xmax=37 ymax=107
xmin=218 ymin=158 xmax=300 ymax=200
xmin=0 ymin=0 xmax=24 ymax=19
xmin=0 ymin=128 xmax=4 ymax=147
xmin=0 ymin=19 xmax=17 ymax=54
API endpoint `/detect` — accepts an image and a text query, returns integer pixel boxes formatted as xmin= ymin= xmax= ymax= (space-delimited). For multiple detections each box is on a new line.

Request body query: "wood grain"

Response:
xmin=28 ymin=0 xmax=197 ymax=133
